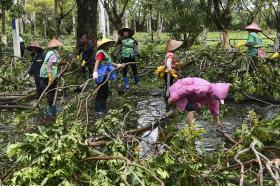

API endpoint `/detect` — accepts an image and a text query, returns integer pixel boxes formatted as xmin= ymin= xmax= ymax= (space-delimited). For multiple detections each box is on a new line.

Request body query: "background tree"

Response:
xmin=76 ymin=0 xmax=98 ymax=47
xmin=0 ymin=0 xmax=13 ymax=45
xmin=161 ymin=0 xmax=204 ymax=49
xmin=201 ymin=0 xmax=235 ymax=49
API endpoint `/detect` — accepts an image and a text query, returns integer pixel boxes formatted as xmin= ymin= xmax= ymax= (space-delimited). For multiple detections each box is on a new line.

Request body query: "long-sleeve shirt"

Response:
xmin=28 ymin=51 xmax=45 ymax=79
xmin=78 ymin=39 xmax=94 ymax=61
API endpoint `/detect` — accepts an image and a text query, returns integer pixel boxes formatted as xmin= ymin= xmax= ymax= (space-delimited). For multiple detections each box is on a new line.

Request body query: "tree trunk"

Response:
xmin=1 ymin=8 xmax=7 ymax=46
xmin=54 ymin=0 xmax=59 ymax=37
xmin=220 ymin=30 xmax=229 ymax=49
xmin=32 ymin=12 xmax=36 ymax=34
xmin=98 ymin=0 xmax=106 ymax=37
xmin=76 ymin=0 xmax=98 ymax=48
xmin=156 ymin=12 xmax=162 ymax=38
xmin=106 ymin=11 xmax=110 ymax=36
xmin=72 ymin=11 xmax=76 ymax=35
xmin=43 ymin=18 xmax=47 ymax=38
xmin=202 ymin=26 xmax=209 ymax=45
xmin=275 ymin=31 xmax=280 ymax=52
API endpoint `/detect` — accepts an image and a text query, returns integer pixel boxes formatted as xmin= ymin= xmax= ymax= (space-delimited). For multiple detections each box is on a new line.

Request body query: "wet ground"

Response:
xmin=136 ymin=97 xmax=280 ymax=156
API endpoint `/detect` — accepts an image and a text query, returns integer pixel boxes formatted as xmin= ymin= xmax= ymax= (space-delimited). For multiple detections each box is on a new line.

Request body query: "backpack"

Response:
xmin=121 ymin=38 xmax=135 ymax=58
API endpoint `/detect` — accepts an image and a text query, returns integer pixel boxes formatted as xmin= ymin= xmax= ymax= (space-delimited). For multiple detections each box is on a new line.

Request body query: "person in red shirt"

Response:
xmin=92 ymin=38 xmax=124 ymax=115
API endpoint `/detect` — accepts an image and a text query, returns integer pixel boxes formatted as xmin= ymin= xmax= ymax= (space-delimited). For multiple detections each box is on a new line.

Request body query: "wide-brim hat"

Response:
xmin=166 ymin=40 xmax=183 ymax=52
xmin=26 ymin=41 xmax=43 ymax=51
xmin=118 ymin=27 xmax=135 ymax=36
xmin=245 ymin=23 xmax=262 ymax=32
xmin=97 ymin=38 xmax=115 ymax=49
xmin=47 ymin=38 xmax=63 ymax=48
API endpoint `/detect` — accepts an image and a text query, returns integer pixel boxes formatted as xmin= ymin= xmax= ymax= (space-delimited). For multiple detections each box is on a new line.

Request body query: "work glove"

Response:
xmin=59 ymin=60 xmax=67 ymax=65
xmin=92 ymin=71 xmax=98 ymax=79
xmin=81 ymin=60 xmax=87 ymax=67
xmin=48 ymin=72 xmax=52 ymax=85
xmin=77 ymin=55 xmax=81 ymax=61
xmin=116 ymin=64 xmax=124 ymax=68
xmin=235 ymin=42 xmax=245 ymax=48
xmin=168 ymin=69 xmax=179 ymax=79
xmin=271 ymin=52 xmax=280 ymax=59
xmin=25 ymin=74 xmax=30 ymax=79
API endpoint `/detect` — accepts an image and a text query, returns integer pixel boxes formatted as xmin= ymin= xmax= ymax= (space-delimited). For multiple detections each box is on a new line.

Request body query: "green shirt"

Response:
xmin=246 ymin=32 xmax=262 ymax=56
xmin=40 ymin=50 xmax=59 ymax=78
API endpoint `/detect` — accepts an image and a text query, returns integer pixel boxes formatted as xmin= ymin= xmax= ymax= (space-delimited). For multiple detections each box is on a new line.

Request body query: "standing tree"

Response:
xmin=161 ymin=0 xmax=204 ymax=49
xmin=0 ymin=0 xmax=13 ymax=45
xmin=54 ymin=0 xmax=75 ymax=37
xmin=102 ymin=0 xmax=130 ymax=31
xmin=76 ymin=0 xmax=98 ymax=47
xmin=201 ymin=0 xmax=235 ymax=49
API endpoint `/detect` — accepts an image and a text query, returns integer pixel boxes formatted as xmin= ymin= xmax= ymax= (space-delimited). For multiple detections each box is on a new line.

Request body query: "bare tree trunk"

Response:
xmin=98 ymin=0 xmax=106 ymax=37
xmin=76 ymin=0 xmax=98 ymax=48
xmin=156 ymin=12 xmax=162 ymax=38
xmin=1 ymin=8 xmax=7 ymax=46
xmin=220 ymin=30 xmax=229 ymax=49
xmin=106 ymin=11 xmax=110 ymax=36
xmin=72 ymin=11 xmax=76 ymax=36
xmin=54 ymin=0 xmax=59 ymax=37
xmin=43 ymin=18 xmax=47 ymax=38
xmin=202 ymin=26 xmax=209 ymax=45
xmin=133 ymin=13 xmax=136 ymax=33
xmin=124 ymin=11 xmax=128 ymax=27
xmin=275 ymin=31 xmax=280 ymax=52
xmin=32 ymin=12 xmax=36 ymax=34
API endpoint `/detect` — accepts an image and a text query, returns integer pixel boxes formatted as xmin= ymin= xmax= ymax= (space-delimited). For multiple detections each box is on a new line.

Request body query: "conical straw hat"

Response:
xmin=26 ymin=40 xmax=43 ymax=51
xmin=97 ymin=38 xmax=115 ymax=49
xmin=245 ymin=23 xmax=262 ymax=32
xmin=166 ymin=40 xmax=183 ymax=52
xmin=47 ymin=38 xmax=63 ymax=48
xmin=118 ymin=27 xmax=135 ymax=36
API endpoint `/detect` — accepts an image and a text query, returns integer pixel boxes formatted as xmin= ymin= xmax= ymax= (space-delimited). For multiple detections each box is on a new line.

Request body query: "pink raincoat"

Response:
xmin=168 ymin=77 xmax=231 ymax=116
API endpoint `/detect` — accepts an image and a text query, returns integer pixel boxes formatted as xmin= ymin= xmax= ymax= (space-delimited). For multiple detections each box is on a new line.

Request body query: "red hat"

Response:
xmin=26 ymin=41 xmax=43 ymax=51
xmin=245 ymin=23 xmax=262 ymax=32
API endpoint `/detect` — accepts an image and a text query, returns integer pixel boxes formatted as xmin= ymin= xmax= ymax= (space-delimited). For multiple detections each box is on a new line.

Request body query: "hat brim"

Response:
xmin=97 ymin=41 xmax=116 ymax=49
xmin=118 ymin=28 xmax=135 ymax=36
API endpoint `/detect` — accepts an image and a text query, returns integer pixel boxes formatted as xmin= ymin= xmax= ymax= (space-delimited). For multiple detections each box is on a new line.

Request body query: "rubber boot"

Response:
xmin=49 ymin=105 xmax=57 ymax=117
xmin=95 ymin=101 xmax=104 ymax=116
xmin=100 ymin=100 xmax=107 ymax=113
xmin=123 ymin=76 xmax=129 ymax=89
xmin=133 ymin=75 xmax=141 ymax=85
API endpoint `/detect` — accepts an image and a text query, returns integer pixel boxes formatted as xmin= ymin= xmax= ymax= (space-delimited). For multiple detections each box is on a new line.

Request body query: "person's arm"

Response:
xmin=166 ymin=57 xmax=173 ymax=71
xmin=83 ymin=40 xmax=94 ymax=61
xmin=133 ymin=39 xmax=140 ymax=60
xmin=111 ymin=61 xmax=124 ymax=68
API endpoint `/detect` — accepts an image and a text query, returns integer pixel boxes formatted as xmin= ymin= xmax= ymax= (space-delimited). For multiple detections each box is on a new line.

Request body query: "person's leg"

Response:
xmin=47 ymin=80 xmax=57 ymax=116
xmin=186 ymin=111 xmax=195 ymax=127
xmin=131 ymin=62 xmax=140 ymax=85
xmin=38 ymin=78 xmax=48 ymax=96
xmin=95 ymin=79 xmax=109 ymax=114
xmin=122 ymin=61 xmax=129 ymax=89
xmin=34 ymin=77 xmax=41 ymax=96
xmin=164 ymin=73 xmax=169 ymax=102
xmin=185 ymin=102 xmax=195 ymax=127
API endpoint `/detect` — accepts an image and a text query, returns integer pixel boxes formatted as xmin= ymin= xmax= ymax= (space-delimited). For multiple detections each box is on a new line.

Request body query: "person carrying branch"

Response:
xmin=77 ymin=34 xmax=95 ymax=80
xmin=26 ymin=41 xmax=45 ymax=96
xmin=39 ymin=38 xmax=64 ymax=117
xmin=114 ymin=27 xmax=140 ymax=89
xmin=168 ymin=77 xmax=231 ymax=129
xmin=93 ymin=38 xmax=124 ymax=115
xmin=154 ymin=39 xmax=183 ymax=101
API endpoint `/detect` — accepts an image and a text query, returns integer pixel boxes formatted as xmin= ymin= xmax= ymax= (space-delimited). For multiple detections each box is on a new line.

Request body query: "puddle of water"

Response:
xmin=136 ymin=99 xmax=280 ymax=155
xmin=137 ymin=99 xmax=166 ymax=159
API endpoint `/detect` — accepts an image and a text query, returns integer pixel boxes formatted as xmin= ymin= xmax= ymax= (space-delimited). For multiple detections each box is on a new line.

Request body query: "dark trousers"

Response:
xmin=164 ymin=73 xmax=174 ymax=101
xmin=95 ymin=78 xmax=109 ymax=112
xmin=34 ymin=76 xmax=41 ymax=95
xmin=120 ymin=57 xmax=138 ymax=77
xmin=39 ymin=78 xmax=57 ymax=106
